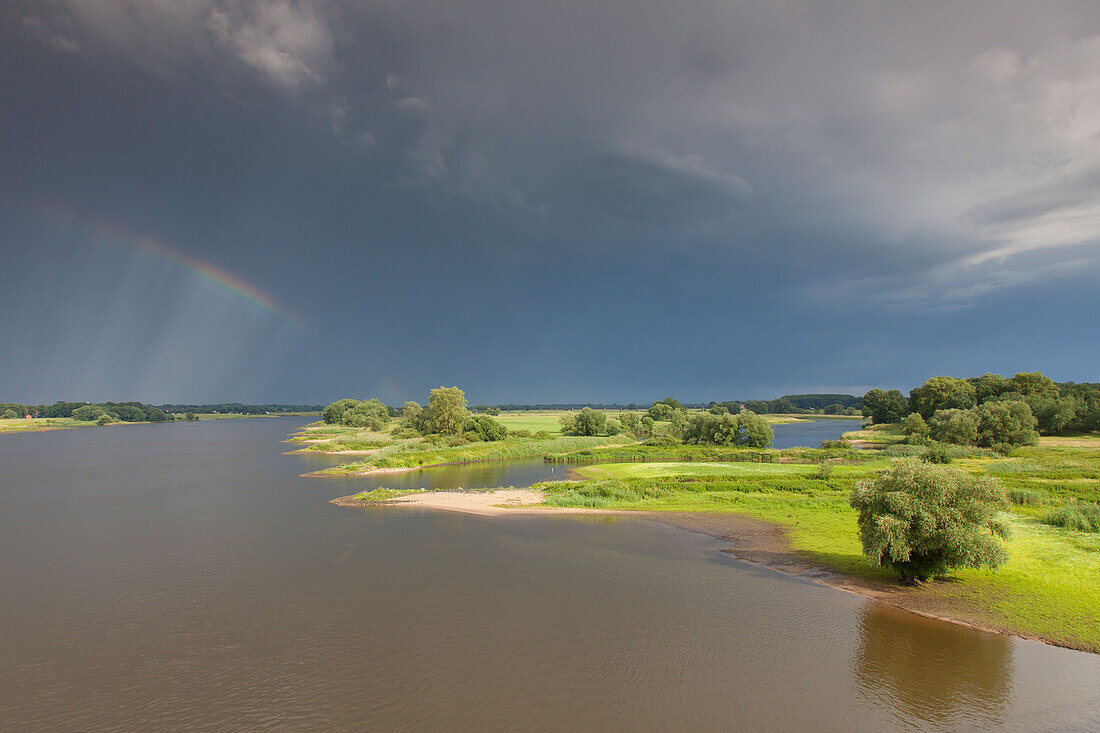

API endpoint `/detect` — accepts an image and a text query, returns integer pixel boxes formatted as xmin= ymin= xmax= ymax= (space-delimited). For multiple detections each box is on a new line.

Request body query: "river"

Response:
xmin=1 ymin=417 xmax=1097 ymax=730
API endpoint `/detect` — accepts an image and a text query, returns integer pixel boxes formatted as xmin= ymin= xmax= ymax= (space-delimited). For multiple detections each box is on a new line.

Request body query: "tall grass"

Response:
xmin=1042 ymin=502 xmax=1100 ymax=533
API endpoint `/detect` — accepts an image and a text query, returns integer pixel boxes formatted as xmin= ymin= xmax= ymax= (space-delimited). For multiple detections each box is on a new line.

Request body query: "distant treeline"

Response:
xmin=0 ymin=401 xmax=169 ymax=422
xmin=156 ymin=403 xmax=324 ymax=414
xmin=474 ymin=394 xmax=863 ymax=414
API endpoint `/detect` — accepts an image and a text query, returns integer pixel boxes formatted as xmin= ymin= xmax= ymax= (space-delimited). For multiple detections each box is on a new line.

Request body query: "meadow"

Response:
xmin=535 ymin=435 xmax=1100 ymax=651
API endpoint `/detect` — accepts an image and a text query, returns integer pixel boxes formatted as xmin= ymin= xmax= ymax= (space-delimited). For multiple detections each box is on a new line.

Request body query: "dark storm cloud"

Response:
xmin=1 ymin=1 xmax=1099 ymax=402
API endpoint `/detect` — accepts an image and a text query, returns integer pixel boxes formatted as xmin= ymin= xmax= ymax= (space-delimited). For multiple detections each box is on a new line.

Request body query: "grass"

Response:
xmin=0 ymin=417 xmax=139 ymax=433
xmin=313 ymin=435 xmax=627 ymax=475
xmin=537 ymin=454 xmax=1100 ymax=651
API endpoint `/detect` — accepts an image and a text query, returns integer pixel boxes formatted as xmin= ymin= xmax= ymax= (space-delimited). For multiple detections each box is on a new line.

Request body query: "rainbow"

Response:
xmin=41 ymin=202 xmax=308 ymax=329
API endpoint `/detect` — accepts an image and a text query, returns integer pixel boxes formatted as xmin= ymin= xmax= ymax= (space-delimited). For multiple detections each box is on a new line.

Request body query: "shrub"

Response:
xmin=72 ymin=405 xmax=106 ymax=422
xmin=900 ymin=413 xmax=930 ymax=441
xmin=975 ymin=400 xmax=1039 ymax=448
xmin=815 ymin=461 xmax=833 ymax=480
xmin=462 ymin=415 xmax=508 ymax=442
xmin=1 ymin=409 xmax=18 ymax=419
xmin=849 ymin=458 xmax=1009 ymax=581
xmin=1042 ymin=503 xmax=1100 ymax=533
xmin=643 ymin=435 xmax=680 ymax=447
xmin=424 ymin=387 xmax=469 ymax=435
xmin=562 ymin=407 xmax=608 ymax=436
xmin=1007 ymin=488 xmax=1046 ymax=506
xmin=682 ymin=412 xmax=773 ymax=448
xmin=862 ymin=389 xmax=909 ymax=424
xmin=920 ymin=443 xmax=953 ymax=464
xmin=928 ymin=408 xmax=979 ymax=445
xmin=510 ymin=429 xmax=532 ymax=438
xmin=820 ymin=439 xmax=851 ymax=449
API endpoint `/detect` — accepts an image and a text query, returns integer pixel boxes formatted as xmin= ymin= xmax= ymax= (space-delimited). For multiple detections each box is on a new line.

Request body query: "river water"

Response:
xmin=1 ymin=418 xmax=1097 ymax=731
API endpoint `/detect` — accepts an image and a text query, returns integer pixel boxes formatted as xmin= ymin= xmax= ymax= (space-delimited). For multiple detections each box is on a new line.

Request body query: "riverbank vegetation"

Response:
xmin=313 ymin=377 xmax=1098 ymax=650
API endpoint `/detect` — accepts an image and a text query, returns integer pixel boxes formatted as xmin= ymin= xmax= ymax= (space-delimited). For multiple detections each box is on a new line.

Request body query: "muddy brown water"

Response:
xmin=1 ymin=418 xmax=1097 ymax=731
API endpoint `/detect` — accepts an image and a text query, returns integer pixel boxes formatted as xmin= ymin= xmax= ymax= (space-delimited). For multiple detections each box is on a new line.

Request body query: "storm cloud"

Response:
xmin=1 ymin=1 xmax=1098 ymax=402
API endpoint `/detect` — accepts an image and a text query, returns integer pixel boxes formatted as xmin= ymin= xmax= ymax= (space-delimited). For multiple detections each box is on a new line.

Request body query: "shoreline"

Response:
xmin=330 ymin=487 xmax=1096 ymax=654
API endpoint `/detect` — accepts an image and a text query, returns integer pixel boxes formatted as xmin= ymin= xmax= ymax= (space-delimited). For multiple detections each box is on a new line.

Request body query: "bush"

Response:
xmin=820 ymin=439 xmax=851 ymax=449
xmin=561 ymin=407 xmax=608 ymax=436
xmin=1042 ymin=503 xmax=1100 ymax=533
xmin=643 ymin=435 xmax=680 ymax=447
xmin=920 ymin=443 xmax=953 ymax=464
xmin=2 ymin=408 xmax=19 ymax=419
xmin=975 ymin=400 xmax=1039 ymax=448
xmin=815 ymin=461 xmax=833 ymax=480
xmin=900 ymin=413 xmax=930 ymax=441
xmin=862 ymin=389 xmax=909 ymax=424
xmin=72 ymin=405 xmax=106 ymax=422
xmin=849 ymin=458 xmax=1009 ymax=581
xmin=683 ymin=412 xmax=773 ymax=448
xmin=509 ymin=429 xmax=532 ymax=438
xmin=1007 ymin=488 xmax=1046 ymax=506
xmin=928 ymin=408 xmax=979 ymax=445
xmin=462 ymin=415 xmax=508 ymax=442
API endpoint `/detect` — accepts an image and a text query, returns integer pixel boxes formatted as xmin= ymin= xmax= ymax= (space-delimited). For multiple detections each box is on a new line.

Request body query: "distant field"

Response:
xmin=0 ymin=417 xmax=86 ymax=433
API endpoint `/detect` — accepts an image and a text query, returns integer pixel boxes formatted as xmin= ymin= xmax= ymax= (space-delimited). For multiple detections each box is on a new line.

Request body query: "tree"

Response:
xmin=563 ymin=407 xmax=607 ymax=436
xmin=736 ymin=411 xmax=774 ymax=448
xmin=970 ymin=372 xmax=1014 ymax=403
xmin=462 ymin=415 xmax=508 ymax=442
xmin=849 ymin=459 xmax=1009 ymax=581
xmin=647 ymin=402 xmax=674 ymax=421
xmin=668 ymin=408 xmax=688 ymax=437
xmin=401 ymin=401 xmax=423 ymax=423
xmin=71 ymin=405 xmax=105 ymax=422
xmin=322 ymin=399 xmax=359 ymax=425
xmin=1 ymin=409 xmax=17 ymax=419
xmin=900 ymin=413 xmax=929 ymax=442
xmin=185 ymin=412 xmax=198 ymax=421
xmin=683 ymin=413 xmax=740 ymax=445
xmin=1009 ymin=372 xmax=1059 ymax=401
xmin=341 ymin=399 xmax=390 ymax=430
xmin=976 ymin=400 xmax=1039 ymax=448
xmin=425 ymin=386 xmax=469 ymax=435
xmin=861 ymin=389 xmax=909 ymax=424
xmin=909 ymin=377 xmax=977 ymax=419
xmin=618 ymin=412 xmax=640 ymax=434
xmin=928 ymin=408 xmax=979 ymax=445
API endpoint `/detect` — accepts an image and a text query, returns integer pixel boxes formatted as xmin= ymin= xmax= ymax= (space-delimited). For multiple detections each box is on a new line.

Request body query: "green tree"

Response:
xmin=861 ymin=389 xmax=909 ymax=424
xmin=928 ymin=408 xmax=979 ymax=445
xmin=683 ymin=413 xmax=740 ymax=445
xmin=1 ymin=409 xmax=17 ymax=419
xmin=736 ymin=411 xmax=774 ymax=448
xmin=462 ymin=415 xmax=508 ymax=442
xmin=849 ymin=459 xmax=1009 ymax=581
xmin=1009 ymin=372 xmax=1059 ymax=401
xmin=185 ymin=411 xmax=198 ymax=421
xmin=618 ymin=412 xmax=641 ymax=434
xmin=969 ymin=372 xmax=1013 ymax=403
xmin=647 ymin=402 xmax=674 ymax=421
xmin=976 ymin=400 xmax=1039 ymax=448
xmin=910 ymin=377 xmax=977 ymax=419
xmin=341 ymin=399 xmax=390 ymax=430
xmin=322 ymin=399 xmax=359 ymax=425
xmin=71 ymin=405 xmax=105 ymax=422
xmin=563 ymin=407 xmax=607 ymax=436
xmin=668 ymin=408 xmax=688 ymax=437
xmin=900 ymin=413 xmax=929 ymax=442
xmin=425 ymin=387 xmax=470 ymax=435
xmin=401 ymin=401 xmax=423 ymax=423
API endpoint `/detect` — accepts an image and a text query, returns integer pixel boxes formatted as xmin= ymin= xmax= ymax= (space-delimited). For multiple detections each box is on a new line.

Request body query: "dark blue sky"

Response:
xmin=2 ymin=1 xmax=1098 ymax=405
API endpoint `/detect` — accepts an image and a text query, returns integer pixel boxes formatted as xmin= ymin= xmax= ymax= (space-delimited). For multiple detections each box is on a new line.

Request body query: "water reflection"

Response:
xmin=853 ymin=604 xmax=1013 ymax=728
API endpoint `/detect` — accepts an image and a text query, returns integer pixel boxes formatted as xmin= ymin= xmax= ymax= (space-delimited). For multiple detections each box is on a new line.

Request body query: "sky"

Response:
xmin=1 ymin=1 xmax=1098 ymax=405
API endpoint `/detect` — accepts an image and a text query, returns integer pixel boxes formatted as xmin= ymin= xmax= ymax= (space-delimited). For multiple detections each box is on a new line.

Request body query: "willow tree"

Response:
xmin=850 ymin=459 xmax=1009 ymax=581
